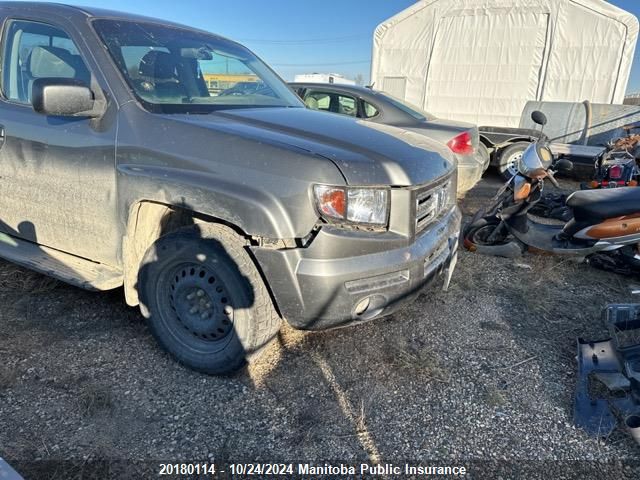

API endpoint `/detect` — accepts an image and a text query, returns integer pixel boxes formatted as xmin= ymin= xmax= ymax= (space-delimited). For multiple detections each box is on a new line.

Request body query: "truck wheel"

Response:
xmin=497 ymin=142 xmax=530 ymax=180
xmin=138 ymin=224 xmax=281 ymax=375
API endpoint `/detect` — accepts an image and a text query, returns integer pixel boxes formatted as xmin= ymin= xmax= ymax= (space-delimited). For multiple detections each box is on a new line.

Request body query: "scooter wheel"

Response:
xmin=464 ymin=218 xmax=509 ymax=248
xmin=463 ymin=218 xmax=526 ymax=257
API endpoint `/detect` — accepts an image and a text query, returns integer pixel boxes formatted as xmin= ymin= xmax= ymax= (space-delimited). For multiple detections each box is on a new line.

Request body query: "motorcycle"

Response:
xmin=582 ymin=124 xmax=640 ymax=190
xmin=463 ymin=110 xmax=640 ymax=274
xmin=524 ymin=124 xmax=640 ymax=224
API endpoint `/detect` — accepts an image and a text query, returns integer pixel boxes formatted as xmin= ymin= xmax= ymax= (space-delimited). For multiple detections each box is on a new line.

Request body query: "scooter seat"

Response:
xmin=566 ymin=187 xmax=640 ymax=222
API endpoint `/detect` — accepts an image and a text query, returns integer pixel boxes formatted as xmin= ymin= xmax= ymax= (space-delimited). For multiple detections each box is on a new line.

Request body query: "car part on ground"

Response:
xmin=574 ymin=338 xmax=619 ymax=436
xmin=575 ymin=304 xmax=640 ymax=444
xmin=588 ymin=247 xmax=640 ymax=277
xmin=0 ymin=458 xmax=23 ymax=480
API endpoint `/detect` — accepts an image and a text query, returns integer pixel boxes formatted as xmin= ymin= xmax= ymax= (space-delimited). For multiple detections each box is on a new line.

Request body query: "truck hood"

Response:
xmin=167 ymin=107 xmax=455 ymax=186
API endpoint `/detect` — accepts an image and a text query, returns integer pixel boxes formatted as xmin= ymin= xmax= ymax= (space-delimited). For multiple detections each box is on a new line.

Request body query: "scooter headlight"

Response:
xmin=518 ymin=143 xmax=553 ymax=178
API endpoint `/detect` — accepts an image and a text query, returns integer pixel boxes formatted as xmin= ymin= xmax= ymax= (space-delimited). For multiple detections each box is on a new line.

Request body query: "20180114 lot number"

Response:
xmin=159 ymin=463 xmax=216 ymax=475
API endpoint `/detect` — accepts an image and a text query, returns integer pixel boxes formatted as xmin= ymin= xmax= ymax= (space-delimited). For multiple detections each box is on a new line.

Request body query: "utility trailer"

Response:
xmin=480 ymin=126 xmax=606 ymax=179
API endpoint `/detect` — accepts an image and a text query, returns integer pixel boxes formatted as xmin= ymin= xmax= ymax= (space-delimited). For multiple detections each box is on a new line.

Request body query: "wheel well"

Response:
xmin=122 ymin=201 xmax=249 ymax=306
xmin=479 ymin=135 xmax=494 ymax=148
xmin=503 ymin=137 xmax=534 ymax=145
xmin=484 ymin=138 xmax=533 ymax=166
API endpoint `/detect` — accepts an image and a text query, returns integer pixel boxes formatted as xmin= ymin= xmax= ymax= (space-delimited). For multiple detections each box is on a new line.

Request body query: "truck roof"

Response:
xmin=0 ymin=2 xmax=219 ymax=35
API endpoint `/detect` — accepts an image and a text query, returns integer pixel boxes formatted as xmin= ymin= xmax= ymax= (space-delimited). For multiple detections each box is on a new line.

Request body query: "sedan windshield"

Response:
xmin=92 ymin=20 xmax=303 ymax=113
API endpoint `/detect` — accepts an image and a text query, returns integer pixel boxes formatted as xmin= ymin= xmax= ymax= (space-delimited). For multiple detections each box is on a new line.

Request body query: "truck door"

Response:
xmin=0 ymin=18 xmax=119 ymax=266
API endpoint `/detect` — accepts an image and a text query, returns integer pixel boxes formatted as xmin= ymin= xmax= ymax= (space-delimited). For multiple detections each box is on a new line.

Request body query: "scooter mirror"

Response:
xmin=531 ymin=111 xmax=548 ymax=126
xmin=555 ymin=159 xmax=573 ymax=173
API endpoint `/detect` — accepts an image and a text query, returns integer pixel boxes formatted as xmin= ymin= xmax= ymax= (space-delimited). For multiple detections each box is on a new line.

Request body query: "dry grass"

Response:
xmin=77 ymin=384 xmax=114 ymax=417
xmin=384 ymin=341 xmax=450 ymax=382
xmin=0 ymin=367 xmax=17 ymax=389
xmin=0 ymin=265 xmax=59 ymax=293
xmin=611 ymin=325 xmax=640 ymax=350
xmin=485 ymin=386 xmax=507 ymax=407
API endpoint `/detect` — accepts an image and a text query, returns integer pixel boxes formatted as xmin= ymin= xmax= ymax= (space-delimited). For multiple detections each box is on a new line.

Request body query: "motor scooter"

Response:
xmin=463 ymin=111 xmax=640 ymax=272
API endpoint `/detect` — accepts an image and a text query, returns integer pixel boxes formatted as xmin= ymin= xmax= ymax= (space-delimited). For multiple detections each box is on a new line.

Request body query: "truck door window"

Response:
xmin=1 ymin=20 xmax=91 ymax=104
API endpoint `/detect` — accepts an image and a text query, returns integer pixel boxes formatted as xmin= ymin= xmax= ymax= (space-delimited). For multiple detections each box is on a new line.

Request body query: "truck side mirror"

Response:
xmin=531 ymin=110 xmax=547 ymax=126
xmin=31 ymin=78 xmax=97 ymax=117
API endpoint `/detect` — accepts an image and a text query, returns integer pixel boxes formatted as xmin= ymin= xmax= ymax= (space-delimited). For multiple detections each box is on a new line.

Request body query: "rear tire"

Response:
xmin=138 ymin=224 xmax=281 ymax=375
xmin=498 ymin=142 xmax=530 ymax=180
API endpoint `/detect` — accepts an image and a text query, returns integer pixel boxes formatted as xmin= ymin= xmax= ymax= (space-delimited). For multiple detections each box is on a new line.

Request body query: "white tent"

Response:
xmin=371 ymin=0 xmax=639 ymax=127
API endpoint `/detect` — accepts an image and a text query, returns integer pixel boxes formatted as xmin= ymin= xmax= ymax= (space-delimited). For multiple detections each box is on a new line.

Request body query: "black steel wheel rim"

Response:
xmin=165 ymin=262 xmax=235 ymax=342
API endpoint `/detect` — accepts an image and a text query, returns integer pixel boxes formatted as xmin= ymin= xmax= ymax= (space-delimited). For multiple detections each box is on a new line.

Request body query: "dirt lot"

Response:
xmin=1 ymin=174 xmax=640 ymax=479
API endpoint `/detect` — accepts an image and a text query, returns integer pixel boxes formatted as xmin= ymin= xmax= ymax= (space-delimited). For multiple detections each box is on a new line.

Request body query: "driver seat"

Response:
xmin=566 ymin=187 xmax=640 ymax=223
xmin=138 ymin=50 xmax=186 ymax=101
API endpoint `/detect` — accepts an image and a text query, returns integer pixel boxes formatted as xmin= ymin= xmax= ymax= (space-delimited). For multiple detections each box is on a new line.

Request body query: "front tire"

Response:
xmin=138 ymin=224 xmax=281 ymax=375
xmin=464 ymin=218 xmax=511 ymax=247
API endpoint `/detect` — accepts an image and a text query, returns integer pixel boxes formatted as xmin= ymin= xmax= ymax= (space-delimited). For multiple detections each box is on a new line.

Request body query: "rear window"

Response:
xmin=377 ymin=92 xmax=435 ymax=121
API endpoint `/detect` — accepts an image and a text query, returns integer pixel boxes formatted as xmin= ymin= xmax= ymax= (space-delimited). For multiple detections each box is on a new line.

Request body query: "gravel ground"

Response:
xmin=1 ymin=174 xmax=640 ymax=479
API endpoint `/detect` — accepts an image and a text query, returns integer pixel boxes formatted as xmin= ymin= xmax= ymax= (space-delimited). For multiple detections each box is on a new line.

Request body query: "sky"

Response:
xmin=8 ymin=0 xmax=640 ymax=92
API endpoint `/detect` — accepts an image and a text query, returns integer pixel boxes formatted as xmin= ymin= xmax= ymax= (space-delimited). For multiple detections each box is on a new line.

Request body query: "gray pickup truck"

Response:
xmin=0 ymin=2 xmax=461 ymax=374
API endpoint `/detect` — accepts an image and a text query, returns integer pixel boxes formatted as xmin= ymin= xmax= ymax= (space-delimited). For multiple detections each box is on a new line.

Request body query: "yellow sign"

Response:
xmin=203 ymin=74 xmax=259 ymax=83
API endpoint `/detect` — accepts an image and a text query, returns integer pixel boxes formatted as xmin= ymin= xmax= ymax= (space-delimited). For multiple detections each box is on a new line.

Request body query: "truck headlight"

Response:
xmin=314 ymin=185 xmax=389 ymax=226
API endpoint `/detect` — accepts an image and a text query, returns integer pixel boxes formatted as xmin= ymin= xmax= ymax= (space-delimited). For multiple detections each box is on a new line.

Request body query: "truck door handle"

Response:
xmin=0 ymin=126 xmax=5 ymax=149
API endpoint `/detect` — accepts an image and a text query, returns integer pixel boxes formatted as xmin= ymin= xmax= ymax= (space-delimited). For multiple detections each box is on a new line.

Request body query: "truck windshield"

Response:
xmin=92 ymin=19 xmax=303 ymax=113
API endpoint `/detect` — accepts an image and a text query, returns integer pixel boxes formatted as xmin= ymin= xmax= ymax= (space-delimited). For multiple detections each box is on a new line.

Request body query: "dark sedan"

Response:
xmin=290 ymin=83 xmax=489 ymax=195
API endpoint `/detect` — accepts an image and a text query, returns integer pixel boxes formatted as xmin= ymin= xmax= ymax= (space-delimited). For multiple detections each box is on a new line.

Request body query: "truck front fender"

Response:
xmin=117 ymin=163 xmax=318 ymax=240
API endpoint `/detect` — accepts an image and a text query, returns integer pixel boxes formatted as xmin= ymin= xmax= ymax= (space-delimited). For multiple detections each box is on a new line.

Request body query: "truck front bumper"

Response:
xmin=252 ymin=206 xmax=461 ymax=330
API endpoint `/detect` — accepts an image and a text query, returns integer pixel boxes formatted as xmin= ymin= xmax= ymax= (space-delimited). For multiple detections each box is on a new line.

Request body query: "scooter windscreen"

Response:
xmin=517 ymin=142 xmax=553 ymax=179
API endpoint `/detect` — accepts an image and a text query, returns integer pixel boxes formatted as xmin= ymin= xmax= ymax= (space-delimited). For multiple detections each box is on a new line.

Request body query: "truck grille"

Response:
xmin=415 ymin=182 xmax=451 ymax=234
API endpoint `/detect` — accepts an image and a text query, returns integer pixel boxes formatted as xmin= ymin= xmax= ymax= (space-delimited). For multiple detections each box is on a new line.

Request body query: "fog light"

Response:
xmin=352 ymin=294 xmax=387 ymax=320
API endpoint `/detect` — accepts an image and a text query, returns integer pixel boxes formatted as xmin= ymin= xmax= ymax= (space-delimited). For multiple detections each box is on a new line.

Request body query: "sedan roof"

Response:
xmin=289 ymin=82 xmax=436 ymax=125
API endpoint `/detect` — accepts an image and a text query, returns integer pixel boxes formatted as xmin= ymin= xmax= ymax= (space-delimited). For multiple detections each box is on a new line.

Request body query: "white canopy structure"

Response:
xmin=371 ymin=0 xmax=639 ymax=127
